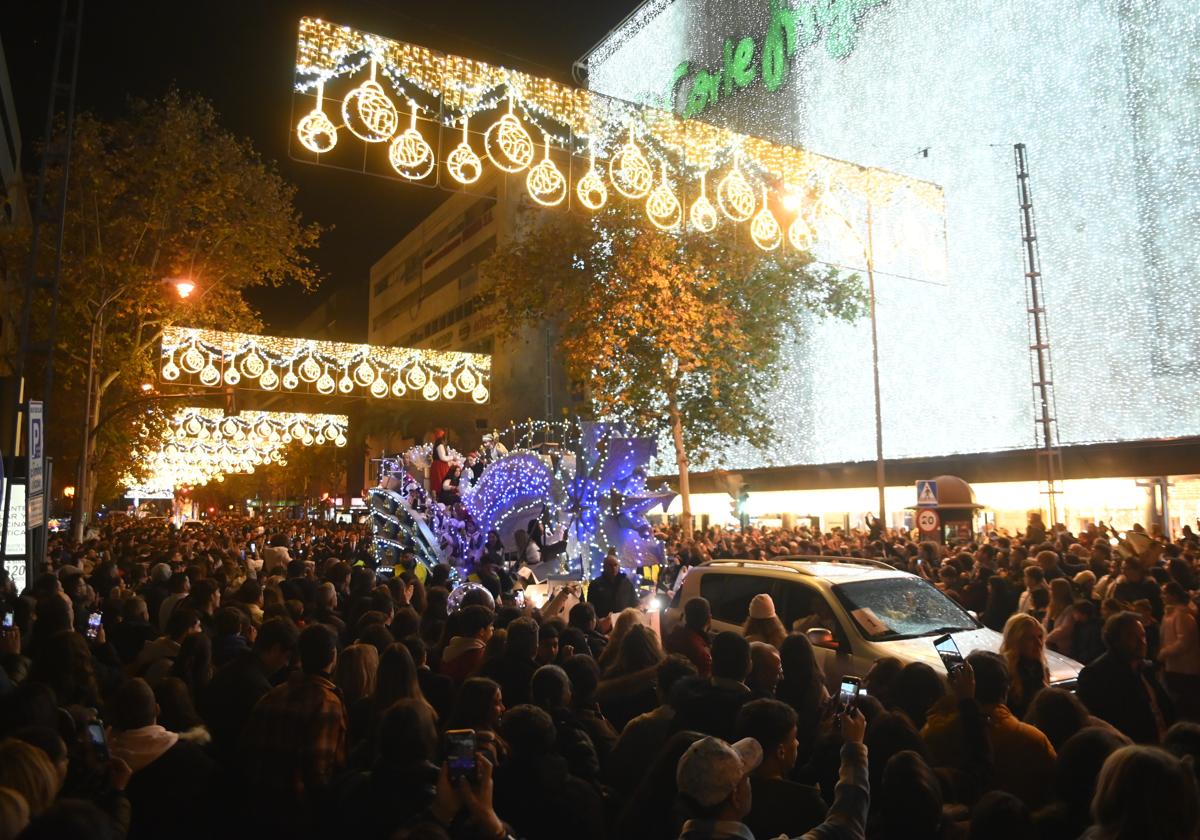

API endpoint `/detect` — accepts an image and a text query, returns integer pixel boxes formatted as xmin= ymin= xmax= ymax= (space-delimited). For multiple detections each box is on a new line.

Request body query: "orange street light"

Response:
xmin=63 ymin=485 xmax=76 ymax=499
xmin=174 ymin=279 xmax=196 ymax=299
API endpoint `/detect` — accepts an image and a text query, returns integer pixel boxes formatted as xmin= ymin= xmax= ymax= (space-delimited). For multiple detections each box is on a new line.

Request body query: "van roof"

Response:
xmin=698 ymin=556 xmax=908 ymax=584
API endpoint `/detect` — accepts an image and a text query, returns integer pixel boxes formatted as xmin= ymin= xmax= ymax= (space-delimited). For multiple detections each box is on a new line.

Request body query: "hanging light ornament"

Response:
xmin=181 ymin=346 xmax=205 ymax=374
xmin=240 ymin=350 xmax=265 ymax=378
xmin=456 ymin=367 xmax=478 ymax=393
xmin=388 ymin=101 xmax=435 ymax=180
xmin=445 ymin=114 xmax=483 ymax=185
xmin=689 ymin=171 xmax=718 ymax=233
xmin=390 ymin=376 xmax=408 ymax=398
xmin=471 ymin=383 xmax=490 ymax=404
xmin=370 ymin=378 xmax=389 ymax=398
xmin=283 ymin=366 xmax=300 ymax=390
xmin=162 ymin=360 xmax=181 ymax=381
xmin=260 ymin=366 xmax=280 ymax=390
xmin=484 ymin=96 xmax=534 ymax=173
xmin=353 ymin=359 xmax=377 ymax=386
xmin=223 ymin=367 xmax=241 ymax=386
xmin=788 ymin=213 xmax=815 ymax=251
xmin=750 ymin=187 xmax=783 ymax=251
xmin=525 ymin=135 xmax=568 ymax=207
xmin=199 ymin=361 xmax=220 ymax=387
xmin=716 ymin=153 xmax=756 ymax=222
xmin=316 ymin=371 xmax=336 ymax=394
xmin=299 ymin=354 xmax=322 ymax=383
xmin=575 ymin=145 xmax=607 ymax=211
xmin=341 ymin=58 xmax=398 ymax=143
xmin=296 ymin=79 xmax=338 ymax=153
xmin=422 ymin=380 xmax=440 ymax=401
xmin=337 ymin=368 xmax=355 ymax=393
xmin=645 ymin=163 xmax=681 ymax=230
xmin=608 ymin=123 xmax=653 ymax=199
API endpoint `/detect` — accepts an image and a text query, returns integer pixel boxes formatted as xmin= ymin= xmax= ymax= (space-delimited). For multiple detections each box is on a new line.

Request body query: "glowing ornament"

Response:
xmin=788 ymin=214 xmax=815 ymax=251
xmin=608 ymin=124 xmax=653 ymax=199
xmin=406 ymin=364 xmax=428 ymax=390
xmin=690 ymin=172 xmax=719 ymax=233
xmin=240 ymin=351 xmax=265 ymax=378
xmin=472 ymin=384 xmax=490 ymax=404
xmin=575 ymin=147 xmax=607 ymax=210
xmin=296 ymin=81 xmax=337 ymax=154
xmin=422 ymin=380 xmax=440 ymax=401
xmin=391 ymin=377 xmax=408 ymax=398
xmin=223 ymin=368 xmax=241 ymax=386
xmin=484 ymin=97 xmax=534 ymax=173
xmin=299 ymin=355 xmax=322 ymax=383
xmin=717 ymin=155 xmax=755 ymax=222
xmin=221 ymin=419 xmax=239 ymax=437
xmin=181 ymin=346 xmax=205 ymax=374
xmin=370 ymin=378 xmax=389 ymax=398
xmin=525 ymin=136 xmax=567 ymax=207
xmin=750 ymin=188 xmax=783 ymax=251
xmin=200 ymin=363 xmax=220 ymax=387
xmin=442 ymin=382 xmax=458 ymax=400
xmin=335 ymin=434 xmax=348 ymax=447
xmin=456 ymin=368 xmax=478 ymax=392
xmin=341 ymin=59 xmax=398 ymax=143
xmin=445 ymin=115 xmax=483 ymax=185
xmin=162 ymin=360 xmax=181 ymax=381
xmin=316 ymin=372 xmax=336 ymax=394
xmin=389 ymin=102 xmax=435 ymax=180
xmin=283 ymin=369 xmax=300 ymax=390
xmin=338 ymin=371 xmax=354 ymax=393
xmin=645 ymin=163 xmax=681 ymax=230
xmin=185 ymin=417 xmax=202 ymax=436
xmin=260 ymin=367 xmax=279 ymax=390
xmin=353 ymin=360 xmax=376 ymax=386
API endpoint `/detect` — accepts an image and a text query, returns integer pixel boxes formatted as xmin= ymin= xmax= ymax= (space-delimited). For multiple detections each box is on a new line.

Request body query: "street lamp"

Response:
xmin=63 ymin=485 xmax=75 ymax=499
xmin=173 ymin=279 xmax=196 ymax=299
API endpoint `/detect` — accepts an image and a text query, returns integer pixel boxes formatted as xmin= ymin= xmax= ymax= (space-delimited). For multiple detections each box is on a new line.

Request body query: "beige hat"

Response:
xmin=676 ymin=736 xmax=762 ymax=808
xmin=748 ymin=593 xmax=776 ymax=620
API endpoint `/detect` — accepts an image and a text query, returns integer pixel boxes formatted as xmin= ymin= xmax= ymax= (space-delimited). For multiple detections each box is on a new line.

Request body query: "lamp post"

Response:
xmin=71 ymin=278 xmax=196 ymax=542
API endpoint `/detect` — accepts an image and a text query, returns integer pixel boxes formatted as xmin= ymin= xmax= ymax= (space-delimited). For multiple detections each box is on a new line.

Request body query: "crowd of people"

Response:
xmin=0 ymin=512 xmax=1196 ymax=839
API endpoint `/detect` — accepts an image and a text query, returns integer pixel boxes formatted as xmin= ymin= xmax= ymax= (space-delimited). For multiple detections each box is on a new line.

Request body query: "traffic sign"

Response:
xmin=916 ymin=480 xmax=938 ymax=507
xmin=917 ymin=508 xmax=941 ymax=533
xmin=28 ymin=401 xmax=44 ymax=498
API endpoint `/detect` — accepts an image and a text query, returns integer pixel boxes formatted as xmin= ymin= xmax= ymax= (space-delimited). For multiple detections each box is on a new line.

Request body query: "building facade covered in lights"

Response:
xmin=581 ymin=0 xmax=1200 ymax=535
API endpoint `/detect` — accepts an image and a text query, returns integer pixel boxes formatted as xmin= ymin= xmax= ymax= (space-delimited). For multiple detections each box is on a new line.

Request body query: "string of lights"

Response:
xmin=292 ymin=17 xmax=945 ymax=255
xmin=160 ymin=325 xmax=491 ymax=403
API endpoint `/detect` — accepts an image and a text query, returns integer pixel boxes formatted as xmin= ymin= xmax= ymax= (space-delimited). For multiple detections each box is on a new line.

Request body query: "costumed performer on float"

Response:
xmin=429 ymin=428 xmax=453 ymax=498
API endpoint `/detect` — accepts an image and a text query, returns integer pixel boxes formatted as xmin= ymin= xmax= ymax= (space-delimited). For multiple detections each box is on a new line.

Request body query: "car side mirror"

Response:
xmin=806 ymin=627 xmax=838 ymax=650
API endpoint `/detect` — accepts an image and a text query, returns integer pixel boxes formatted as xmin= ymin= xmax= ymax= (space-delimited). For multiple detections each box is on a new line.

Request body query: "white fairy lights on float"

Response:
xmin=292 ymin=18 xmax=945 ymax=257
xmin=160 ymin=326 xmax=491 ymax=403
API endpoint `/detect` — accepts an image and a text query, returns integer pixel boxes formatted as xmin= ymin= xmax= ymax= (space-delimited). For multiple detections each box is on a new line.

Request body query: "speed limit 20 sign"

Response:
xmin=916 ymin=508 xmax=941 ymax=533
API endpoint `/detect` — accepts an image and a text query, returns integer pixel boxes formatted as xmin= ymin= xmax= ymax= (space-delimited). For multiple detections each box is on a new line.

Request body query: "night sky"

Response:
xmin=2 ymin=0 xmax=643 ymax=337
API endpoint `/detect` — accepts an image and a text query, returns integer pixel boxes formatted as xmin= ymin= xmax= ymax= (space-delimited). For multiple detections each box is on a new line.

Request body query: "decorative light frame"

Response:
xmin=160 ymin=325 xmax=491 ymax=403
xmin=291 ymin=17 xmax=946 ymax=257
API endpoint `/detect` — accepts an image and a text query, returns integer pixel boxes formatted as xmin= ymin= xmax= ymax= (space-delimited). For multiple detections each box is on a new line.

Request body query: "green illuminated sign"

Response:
xmin=668 ymin=0 xmax=888 ymax=118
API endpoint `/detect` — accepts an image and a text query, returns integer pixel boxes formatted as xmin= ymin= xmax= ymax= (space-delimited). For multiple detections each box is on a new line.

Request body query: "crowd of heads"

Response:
xmin=0 ymin=511 xmax=1195 ymax=839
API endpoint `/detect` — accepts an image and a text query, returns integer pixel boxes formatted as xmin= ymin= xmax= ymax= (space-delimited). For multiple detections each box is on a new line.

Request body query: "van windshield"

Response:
xmin=831 ymin=577 xmax=977 ymax=641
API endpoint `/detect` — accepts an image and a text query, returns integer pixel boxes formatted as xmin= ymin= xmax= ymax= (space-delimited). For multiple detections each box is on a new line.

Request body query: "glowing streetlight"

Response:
xmin=141 ymin=383 xmax=153 ymax=392
xmin=174 ymin=279 xmax=197 ymax=299
xmin=63 ymin=486 xmax=76 ymax=499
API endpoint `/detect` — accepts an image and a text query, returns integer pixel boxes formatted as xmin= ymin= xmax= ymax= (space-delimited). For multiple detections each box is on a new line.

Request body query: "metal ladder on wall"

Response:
xmin=1014 ymin=143 xmax=1065 ymax=526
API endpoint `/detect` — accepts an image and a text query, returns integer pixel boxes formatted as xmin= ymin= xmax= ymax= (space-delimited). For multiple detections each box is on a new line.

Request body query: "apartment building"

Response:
xmin=368 ymin=171 xmax=575 ymax=450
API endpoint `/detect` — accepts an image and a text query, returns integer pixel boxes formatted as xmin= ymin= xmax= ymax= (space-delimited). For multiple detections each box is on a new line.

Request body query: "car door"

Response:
xmin=699 ymin=571 xmax=774 ymax=633
xmin=772 ymin=579 xmax=858 ymax=693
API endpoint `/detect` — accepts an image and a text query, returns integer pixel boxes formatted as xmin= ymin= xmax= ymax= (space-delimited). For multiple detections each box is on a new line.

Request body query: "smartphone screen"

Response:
xmin=86 ymin=722 xmax=109 ymax=762
xmin=838 ymin=676 xmax=861 ymax=711
xmin=445 ymin=729 xmax=476 ymax=783
xmin=249 ymin=542 xmax=256 ymax=554
xmin=933 ymin=634 xmax=964 ymax=675
xmin=2 ymin=612 xmax=13 ymax=629
xmin=86 ymin=612 xmax=103 ymax=641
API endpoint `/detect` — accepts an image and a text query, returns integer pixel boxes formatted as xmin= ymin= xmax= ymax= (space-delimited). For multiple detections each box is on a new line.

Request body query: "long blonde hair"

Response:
xmin=335 ymin=643 xmax=380 ymax=706
xmin=1000 ymin=613 xmax=1049 ymax=705
xmin=598 ymin=608 xmax=645 ymax=670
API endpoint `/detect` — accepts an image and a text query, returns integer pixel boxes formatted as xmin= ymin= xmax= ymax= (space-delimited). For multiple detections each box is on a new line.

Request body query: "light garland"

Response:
xmin=750 ymin=187 xmax=782 ymax=251
xmin=525 ymin=136 xmax=568 ymax=207
xmin=296 ymin=80 xmax=338 ymax=154
xmin=161 ymin=325 xmax=491 ymax=403
xmin=787 ymin=213 xmax=814 ymax=251
xmin=445 ymin=115 xmax=483 ymax=185
xmin=166 ymin=407 xmax=349 ymax=448
xmin=293 ymin=18 xmax=947 ymax=269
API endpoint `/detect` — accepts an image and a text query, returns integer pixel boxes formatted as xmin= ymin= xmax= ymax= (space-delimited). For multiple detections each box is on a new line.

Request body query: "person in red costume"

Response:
xmin=429 ymin=428 xmax=452 ymax=497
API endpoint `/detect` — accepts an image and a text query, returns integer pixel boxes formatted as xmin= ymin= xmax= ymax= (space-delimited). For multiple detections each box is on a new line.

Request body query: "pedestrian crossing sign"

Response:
xmin=916 ymin=480 xmax=938 ymax=507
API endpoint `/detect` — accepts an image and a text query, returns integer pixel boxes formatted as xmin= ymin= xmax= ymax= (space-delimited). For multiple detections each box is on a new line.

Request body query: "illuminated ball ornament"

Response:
xmin=406 ymin=364 xmax=428 ymax=390
xmin=223 ymin=368 xmax=241 ymax=386
xmin=161 ymin=360 xmax=181 ymax=381
xmin=182 ymin=346 xmax=205 ymax=374
xmin=525 ymin=136 xmax=568 ymax=207
xmin=299 ymin=355 xmax=322 ymax=383
xmin=472 ymin=383 xmax=490 ymax=404
xmin=689 ymin=172 xmax=719 ymax=233
xmin=456 ymin=367 xmax=478 ymax=392
xmin=608 ymin=125 xmax=653 ymax=199
xmin=484 ymin=97 xmax=534 ymax=173
xmin=338 ymin=371 xmax=354 ymax=393
xmin=645 ymin=164 xmax=681 ymax=230
xmin=283 ymin=368 xmax=300 ymax=390
xmin=316 ymin=372 xmax=336 ymax=394
xmin=422 ymin=380 xmax=440 ymax=401
xmin=445 ymin=115 xmax=483 ymax=185
xmin=788 ymin=214 xmax=815 ymax=251
xmin=391 ymin=377 xmax=408 ymax=398
xmin=750 ymin=188 xmax=783 ymax=251
xmin=353 ymin=359 xmax=377 ymax=386
xmin=717 ymin=155 xmax=756 ymax=222
xmin=260 ymin=367 xmax=280 ymax=390
xmin=200 ymin=362 xmax=220 ymax=387
xmin=295 ymin=81 xmax=337 ymax=154
xmin=240 ymin=351 xmax=265 ymax=379
xmin=341 ymin=59 xmax=398 ymax=143
xmin=575 ymin=148 xmax=607 ymax=211
xmin=370 ymin=378 xmax=389 ymax=398
xmin=388 ymin=102 xmax=435 ymax=181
